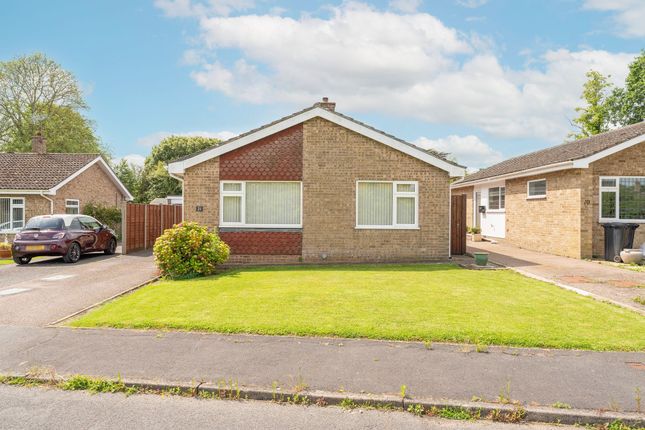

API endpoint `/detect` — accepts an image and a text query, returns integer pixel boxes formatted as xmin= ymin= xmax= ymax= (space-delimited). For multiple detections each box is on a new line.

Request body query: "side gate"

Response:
xmin=122 ymin=203 xmax=182 ymax=254
xmin=450 ymin=194 xmax=467 ymax=255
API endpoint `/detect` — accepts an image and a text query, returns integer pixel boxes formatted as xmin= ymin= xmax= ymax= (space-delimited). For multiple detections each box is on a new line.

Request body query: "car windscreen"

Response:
xmin=23 ymin=217 xmax=65 ymax=231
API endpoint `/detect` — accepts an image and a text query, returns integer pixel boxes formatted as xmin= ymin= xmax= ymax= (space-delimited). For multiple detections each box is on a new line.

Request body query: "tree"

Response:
xmin=570 ymin=70 xmax=613 ymax=140
xmin=140 ymin=135 xmax=220 ymax=202
xmin=0 ymin=53 xmax=106 ymax=155
xmin=113 ymin=159 xmax=143 ymax=202
xmin=608 ymin=50 xmax=645 ymax=126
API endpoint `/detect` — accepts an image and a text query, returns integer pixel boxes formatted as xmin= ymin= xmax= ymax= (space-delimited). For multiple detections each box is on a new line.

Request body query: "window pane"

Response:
xmin=66 ymin=207 xmax=79 ymax=215
xmin=357 ymin=182 xmax=393 ymax=226
xmin=489 ymin=188 xmax=500 ymax=210
xmin=12 ymin=207 xmax=23 ymax=229
xmin=500 ymin=187 xmax=506 ymax=209
xmin=223 ymin=183 xmax=242 ymax=192
xmin=601 ymin=191 xmax=616 ymax=218
xmin=396 ymin=197 xmax=415 ymax=224
xmin=245 ymin=182 xmax=301 ymax=225
xmin=222 ymin=196 xmax=242 ymax=223
xmin=0 ymin=198 xmax=9 ymax=231
xmin=601 ymin=178 xmax=616 ymax=187
xmin=528 ymin=180 xmax=547 ymax=197
xmin=396 ymin=183 xmax=415 ymax=193
xmin=619 ymin=178 xmax=645 ymax=220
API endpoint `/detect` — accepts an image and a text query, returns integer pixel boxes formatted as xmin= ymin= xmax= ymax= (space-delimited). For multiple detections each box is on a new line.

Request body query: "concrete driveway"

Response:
xmin=0 ymin=249 xmax=157 ymax=326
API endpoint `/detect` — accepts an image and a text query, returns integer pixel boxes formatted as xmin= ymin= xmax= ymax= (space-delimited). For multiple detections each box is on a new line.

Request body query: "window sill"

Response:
xmin=486 ymin=209 xmax=505 ymax=213
xmin=599 ymin=219 xmax=645 ymax=224
xmin=527 ymin=195 xmax=546 ymax=200
xmin=219 ymin=225 xmax=302 ymax=230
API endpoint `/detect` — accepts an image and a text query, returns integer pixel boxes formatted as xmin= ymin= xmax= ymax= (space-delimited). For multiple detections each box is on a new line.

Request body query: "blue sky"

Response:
xmin=1 ymin=0 xmax=643 ymax=169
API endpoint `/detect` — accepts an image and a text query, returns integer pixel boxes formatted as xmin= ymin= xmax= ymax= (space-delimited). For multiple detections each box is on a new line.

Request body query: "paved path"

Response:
xmin=0 ymin=250 xmax=157 ymax=326
xmin=1 ymin=326 xmax=643 ymax=413
xmin=468 ymin=241 xmax=645 ymax=314
xmin=0 ymin=385 xmax=578 ymax=430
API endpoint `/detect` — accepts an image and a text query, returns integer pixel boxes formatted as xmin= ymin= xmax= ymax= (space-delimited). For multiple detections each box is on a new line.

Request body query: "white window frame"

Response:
xmin=65 ymin=199 xmax=80 ymax=214
xmin=527 ymin=179 xmax=547 ymax=199
xmin=599 ymin=176 xmax=645 ymax=223
xmin=355 ymin=180 xmax=419 ymax=230
xmin=0 ymin=197 xmax=25 ymax=232
xmin=487 ymin=186 xmax=505 ymax=211
xmin=219 ymin=181 xmax=303 ymax=228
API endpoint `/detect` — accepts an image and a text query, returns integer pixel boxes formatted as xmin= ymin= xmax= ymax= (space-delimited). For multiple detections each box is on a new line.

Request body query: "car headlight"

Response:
xmin=14 ymin=233 xmax=22 ymax=240
xmin=52 ymin=232 xmax=65 ymax=239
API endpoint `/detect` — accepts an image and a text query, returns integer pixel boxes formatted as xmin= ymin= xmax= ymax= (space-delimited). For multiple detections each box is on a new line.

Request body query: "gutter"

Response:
xmin=451 ymin=160 xmax=576 ymax=189
xmin=39 ymin=192 xmax=54 ymax=214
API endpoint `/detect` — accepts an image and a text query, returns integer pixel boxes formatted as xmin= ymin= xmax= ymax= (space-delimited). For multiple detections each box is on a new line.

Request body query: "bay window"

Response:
xmin=0 ymin=197 xmax=25 ymax=232
xmin=220 ymin=181 xmax=302 ymax=227
xmin=356 ymin=181 xmax=418 ymax=229
xmin=600 ymin=176 xmax=645 ymax=222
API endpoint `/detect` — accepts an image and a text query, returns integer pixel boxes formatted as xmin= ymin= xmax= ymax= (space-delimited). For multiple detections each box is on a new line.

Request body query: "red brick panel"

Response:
xmin=220 ymin=125 xmax=303 ymax=180
xmin=220 ymin=231 xmax=302 ymax=255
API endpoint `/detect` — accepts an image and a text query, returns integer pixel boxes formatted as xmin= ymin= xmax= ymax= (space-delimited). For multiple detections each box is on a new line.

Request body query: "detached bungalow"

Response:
xmin=452 ymin=122 xmax=645 ymax=259
xmin=168 ymin=99 xmax=465 ymax=263
xmin=0 ymin=135 xmax=133 ymax=238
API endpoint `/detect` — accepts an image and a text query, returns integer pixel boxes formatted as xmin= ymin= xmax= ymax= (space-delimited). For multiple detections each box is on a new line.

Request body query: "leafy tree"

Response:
xmin=140 ymin=135 xmax=220 ymax=202
xmin=570 ymin=70 xmax=613 ymax=140
xmin=113 ymin=159 xmax=143 ymax=202
xmin=608 ymin=50 xmax=644 ymax=126
xmin=0 ymin=53 xmax=107 ymax=154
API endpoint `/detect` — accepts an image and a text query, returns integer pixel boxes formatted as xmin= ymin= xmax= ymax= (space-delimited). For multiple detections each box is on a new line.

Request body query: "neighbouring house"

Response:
xmin=150 ymin=195 xmax=183 ymax=205
xmin=168 ymin=99 xmax=465 ymax=263
xmin=452 ymin=122 xmax=645 ymax=259
xmin=0 ymin=134 xmax=133 ymax=240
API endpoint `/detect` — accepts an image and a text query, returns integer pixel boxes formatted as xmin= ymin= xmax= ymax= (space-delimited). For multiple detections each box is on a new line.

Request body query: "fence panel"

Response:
xmin=123 ymin=203 xmax=182 ymax=254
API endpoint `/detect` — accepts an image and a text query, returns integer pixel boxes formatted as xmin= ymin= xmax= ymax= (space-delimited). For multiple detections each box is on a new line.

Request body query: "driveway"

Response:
xmin=468 ymin=241 xmax=645 ymax=314
xmin=0 ymin=249 xmax=157 ymax=326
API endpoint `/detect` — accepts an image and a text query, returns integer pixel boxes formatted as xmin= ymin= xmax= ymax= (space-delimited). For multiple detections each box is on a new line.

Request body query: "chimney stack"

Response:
xmin=32 ymin=132 xmax=47 ymax=154
xmin=315 ymin=97 xmax=336 ymax=111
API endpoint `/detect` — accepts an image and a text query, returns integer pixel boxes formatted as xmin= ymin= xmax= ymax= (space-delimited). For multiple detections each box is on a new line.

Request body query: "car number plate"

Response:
xmin=25 ymin=245 xmax=46 ymax=251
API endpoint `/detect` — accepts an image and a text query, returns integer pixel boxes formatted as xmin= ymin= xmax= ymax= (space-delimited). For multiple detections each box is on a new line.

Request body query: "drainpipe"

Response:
xmin=40 ymin=192 xmax=54 ymax=214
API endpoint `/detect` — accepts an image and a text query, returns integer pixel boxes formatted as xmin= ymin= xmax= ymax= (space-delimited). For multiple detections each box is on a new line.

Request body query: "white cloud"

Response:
xmin=114 ymin=154 xmax=146 ymax=168
xmin=137 ymin=130 xmax=237 ymax=148
xmin=456 ymin=0 xmax=488 ymax=8
xmin=583 ymin=0 xmax=645 ymax=37
xmin=159 ymin=1 xmax=635 ymax=142
xmin=414 ymin=135 xmax=503 ymax=169
xmin=154 ymin=0 xmax=254 ymax=18
xmin=389 ymin=0 xmax=422 ymax=13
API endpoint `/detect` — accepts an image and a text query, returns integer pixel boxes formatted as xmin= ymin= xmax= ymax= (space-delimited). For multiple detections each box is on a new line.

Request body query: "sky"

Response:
xmin=1 ymin=0 xmax=643 ymax=170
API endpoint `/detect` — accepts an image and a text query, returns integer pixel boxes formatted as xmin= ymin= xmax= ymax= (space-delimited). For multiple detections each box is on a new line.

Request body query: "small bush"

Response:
xmin=153 ymin=222 xmax=229 ymax=279
xmin=470 ymin=227 xmax=481 ymax=234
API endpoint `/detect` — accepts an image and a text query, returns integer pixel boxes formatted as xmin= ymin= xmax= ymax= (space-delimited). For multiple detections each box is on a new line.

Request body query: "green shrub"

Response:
xmin=470 ymin=227 xmax=481 ymax=234
xmin=83 ymin=202 xmax=122 ymax=237
xmin=153 ymin=222 xmax=230 ymax=279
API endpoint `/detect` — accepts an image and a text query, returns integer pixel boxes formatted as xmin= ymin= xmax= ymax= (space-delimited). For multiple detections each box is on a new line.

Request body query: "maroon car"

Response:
xmin=11 ymin=214 xmax=117 ymax=265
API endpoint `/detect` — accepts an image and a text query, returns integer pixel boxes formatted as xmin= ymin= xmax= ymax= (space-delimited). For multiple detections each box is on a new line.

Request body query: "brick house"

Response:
xmin=0 ymin=135 xmax=133 ymax=239
xmin=452 ymin=122 xmax=645 ymax=259
xmin=168 ymin=99 xmax=465 ymax=263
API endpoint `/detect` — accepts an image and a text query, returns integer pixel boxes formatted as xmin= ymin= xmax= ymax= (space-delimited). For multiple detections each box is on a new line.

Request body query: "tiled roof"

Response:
xmin=0 ymin=153 xmax=98 ymax=190
xmin=171 ymin=104 xmax=462 ymax=168
xmin=456 ymin=121 xmax=645 ymax=185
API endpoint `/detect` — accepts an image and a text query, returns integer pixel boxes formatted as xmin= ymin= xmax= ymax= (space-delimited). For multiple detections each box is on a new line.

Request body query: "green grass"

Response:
xmin=0 ymin=258 xmax=13 ymax=265
xmin=71 ymin=264 xmax=645 ymax=351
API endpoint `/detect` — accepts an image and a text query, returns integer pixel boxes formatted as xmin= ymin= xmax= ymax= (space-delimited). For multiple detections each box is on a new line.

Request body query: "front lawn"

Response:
xmin=71 ymin=264 xmax=645 ymax=351
xmin=0 ymin=259 xmax=13 ymax=265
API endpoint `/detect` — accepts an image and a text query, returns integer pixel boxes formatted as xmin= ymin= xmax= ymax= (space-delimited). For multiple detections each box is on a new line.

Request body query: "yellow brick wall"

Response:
xmin=53 ymin=163 xmax=127 ymax=213
xmin=301 ymin=117 xmax=450 ymax=262
xmin=505 ymin=170 xmax=584 ymax=258
xmin=588 ymin=142 xmax=645 ymax=257
xmin=183 ymin=157 xmax=220 ymax=230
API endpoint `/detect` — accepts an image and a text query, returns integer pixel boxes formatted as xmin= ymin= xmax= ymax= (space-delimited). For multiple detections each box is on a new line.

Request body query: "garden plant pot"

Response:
xmin=472 ymin=233 xmax=482 ymax=242
xmin=473 ymin=252 xmax=489 ymax=266
xmin=620 ymin=249 xmax=643 ymax=264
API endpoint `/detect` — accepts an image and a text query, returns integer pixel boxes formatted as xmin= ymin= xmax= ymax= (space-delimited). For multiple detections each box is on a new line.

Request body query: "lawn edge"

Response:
xmin=2 ymin=372 xmax=643 ymax=427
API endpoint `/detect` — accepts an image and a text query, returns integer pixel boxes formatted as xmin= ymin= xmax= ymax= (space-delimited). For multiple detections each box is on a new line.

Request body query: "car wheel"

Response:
xmin=64 ymin=242 xmax=81 ymax=264
xmin=13 ymin=256 xmax=32 ymax=265
xmin=105 ymin=238 xmax=117 ymax=255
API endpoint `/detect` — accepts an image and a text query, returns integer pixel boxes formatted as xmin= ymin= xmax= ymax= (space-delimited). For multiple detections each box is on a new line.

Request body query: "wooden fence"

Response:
xmin=450 ymin=194 xmax=467 ymax=255
xmin=122 ymin=203 xmax=182 ymax=254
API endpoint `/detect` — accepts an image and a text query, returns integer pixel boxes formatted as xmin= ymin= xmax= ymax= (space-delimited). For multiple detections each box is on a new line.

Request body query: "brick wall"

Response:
xmin=588 ymin=142 xmax=645 ymax=257
xmin=183 ymin=157 xmax=220 ymax=230
xmin=505 ymin=170 xmax=584 ymax=258
xmin=220 ymin=125 xmax=303 ymax=181
xmin=53 ymin=163 xmax=127 ymax=213
xmin=301 ymin=117 xmax=450 ymax=262
xmin=219 ymin=231 xmax=301 ymax=255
